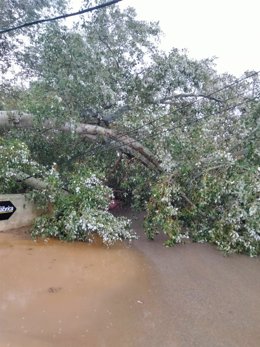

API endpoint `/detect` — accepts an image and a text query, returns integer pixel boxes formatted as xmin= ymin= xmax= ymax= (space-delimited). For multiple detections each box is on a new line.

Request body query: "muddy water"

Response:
xmin=0 ymin=230 xmax=160 ymax=347
xmin=1 ymin=213 xmax=260 ymax=347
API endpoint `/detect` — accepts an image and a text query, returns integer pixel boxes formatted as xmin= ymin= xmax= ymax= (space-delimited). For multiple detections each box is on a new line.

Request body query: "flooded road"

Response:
xmin=1 ymin=211 xmax=260 ymax=347
xmin=0 ymin=230 xmax=159 ymax=347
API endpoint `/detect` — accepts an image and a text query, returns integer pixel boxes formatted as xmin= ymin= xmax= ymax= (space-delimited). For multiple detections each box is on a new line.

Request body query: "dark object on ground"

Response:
xmin=108 ymin=199 xmax=122 ymax=210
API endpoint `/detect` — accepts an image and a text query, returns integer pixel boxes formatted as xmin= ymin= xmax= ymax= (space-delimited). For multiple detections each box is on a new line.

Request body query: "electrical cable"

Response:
xmin=78 ymin=71 xmax=259 ymax=161
xmin=114 ymin=70 xmax=260 ymax=140
xmin=0 ymin=0 xmax=122 ymax=34
xmin=83 ymin=94 xmax=259 ymax=160
xmin=66 ymin=99 xmax=257 ymax=172
xmin=75 ymin=71 xmax=259 ymax=159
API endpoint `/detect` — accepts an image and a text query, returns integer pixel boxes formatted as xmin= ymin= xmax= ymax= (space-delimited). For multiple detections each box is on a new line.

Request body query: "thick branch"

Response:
xmin=0 ymin=111 xmax=162 ymax=172
xmin=15 ymin=173 xmax=48 ymax=190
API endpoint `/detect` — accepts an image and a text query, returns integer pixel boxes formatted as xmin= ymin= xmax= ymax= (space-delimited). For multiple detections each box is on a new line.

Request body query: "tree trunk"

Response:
xmin=0 ymin=111 xmax=162 ymax=172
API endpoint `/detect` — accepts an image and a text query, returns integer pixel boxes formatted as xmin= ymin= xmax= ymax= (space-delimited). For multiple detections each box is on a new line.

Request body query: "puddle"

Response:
xmin=0 ymin=232 xmax=161 ymax=347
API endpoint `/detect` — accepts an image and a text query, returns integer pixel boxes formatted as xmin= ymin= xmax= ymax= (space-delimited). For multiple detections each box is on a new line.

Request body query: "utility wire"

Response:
xmin=76 ymin=71 xmax=259 ymax=159
xmin=67 ymin=94 xmax=257 ymax=168
xmin=83 ymin=94 xmax=259 ymax=160
xmin=67 ymin=85 xmax=258 ymax=168
xmin=165 ymin=96 xmax=258 ymax=135
xmin=0 ymin=0 xmax=122 ymax=34
xmin=73 ymin=71 xmax=259 ymax=161
xmin=115 ymin=70 xmax=260 ymax=141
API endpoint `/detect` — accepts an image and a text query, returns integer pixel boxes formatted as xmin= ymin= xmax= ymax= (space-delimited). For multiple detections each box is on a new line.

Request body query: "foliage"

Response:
xmin=105 ymin=155 xmax=158 ymax=209
xmin=0 ymin=137 xmax=42 ymax=192
xmin=0 ymin=0 xmax=67 ymax=79
xmin=144 ymin=105 xmax=260 ymax=256
xmin=0 ymin=1 xmax=259 ymax=254
xmin=0 ymin=137 xmax=135 ymax=245
xmin=30 ymin=167 xmax=135 ymax=245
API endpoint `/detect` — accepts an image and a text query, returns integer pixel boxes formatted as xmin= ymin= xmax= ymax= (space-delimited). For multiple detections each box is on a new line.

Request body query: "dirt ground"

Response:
xmin=0 ymin=211 xmax=260 ymax=347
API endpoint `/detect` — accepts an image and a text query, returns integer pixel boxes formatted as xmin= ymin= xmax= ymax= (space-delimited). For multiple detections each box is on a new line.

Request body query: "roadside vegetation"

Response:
xmin=0 ymin=0 xmax=259 ymax=254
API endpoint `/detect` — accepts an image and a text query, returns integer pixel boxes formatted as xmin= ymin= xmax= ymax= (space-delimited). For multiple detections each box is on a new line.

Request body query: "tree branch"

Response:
xmin=0 ymin=110 xmax=162 ymax=172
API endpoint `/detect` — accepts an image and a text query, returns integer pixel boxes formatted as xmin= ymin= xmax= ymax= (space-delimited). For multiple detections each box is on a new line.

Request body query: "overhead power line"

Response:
xmin=77 ymin=71 xmax=259 ymax=158
xmin=116 ymin=70 xmax=260 ymax=141
xmin=65 ymin=75 xmax=259 ymax=167
xmin=73 ymin=72 xmax=259 ymax=163
xmin=0 ymin=0 xmax=122 ymax=34
xmin=83 ymin=94 xmax=259 ymax=160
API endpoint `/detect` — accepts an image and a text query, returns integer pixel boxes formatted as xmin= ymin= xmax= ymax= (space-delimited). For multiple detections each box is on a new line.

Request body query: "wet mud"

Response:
xmin=1 ymin=212 xmax=260 ymax=347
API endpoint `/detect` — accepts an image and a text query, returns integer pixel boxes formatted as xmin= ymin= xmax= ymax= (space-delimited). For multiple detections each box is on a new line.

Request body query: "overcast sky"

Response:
xmin=73 ymin=0 xmax=260 ymax=76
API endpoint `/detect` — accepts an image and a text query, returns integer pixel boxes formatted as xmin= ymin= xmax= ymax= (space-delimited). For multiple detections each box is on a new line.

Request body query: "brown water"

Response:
xmin=1 ymin=213 xmax=260 ymax=347
xmin=0 ymin=231 xmax=160 ymax=347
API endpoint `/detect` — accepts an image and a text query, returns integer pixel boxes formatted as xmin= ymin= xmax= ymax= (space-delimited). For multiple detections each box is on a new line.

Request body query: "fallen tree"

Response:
xmin=0 ymin=136 xmax=137 ymax=245
xmin=0 ymin=110 xmax=162 ymax=172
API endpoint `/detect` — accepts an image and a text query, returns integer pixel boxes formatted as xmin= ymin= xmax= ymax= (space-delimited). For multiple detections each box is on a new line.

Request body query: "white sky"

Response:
xmin=73 ymin=0 xmax=260 ymax=76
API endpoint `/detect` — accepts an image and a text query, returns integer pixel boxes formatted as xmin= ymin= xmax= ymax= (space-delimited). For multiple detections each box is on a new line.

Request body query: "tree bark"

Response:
xmin=0 ymin=111 xmax=162 ymax=172
xmin=15 ymin=173 xmax=48 ymax=190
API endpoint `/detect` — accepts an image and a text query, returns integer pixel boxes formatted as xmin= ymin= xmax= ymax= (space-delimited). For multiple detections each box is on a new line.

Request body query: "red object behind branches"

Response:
xmin=108 ymin=199 xmax=121 ymax=210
